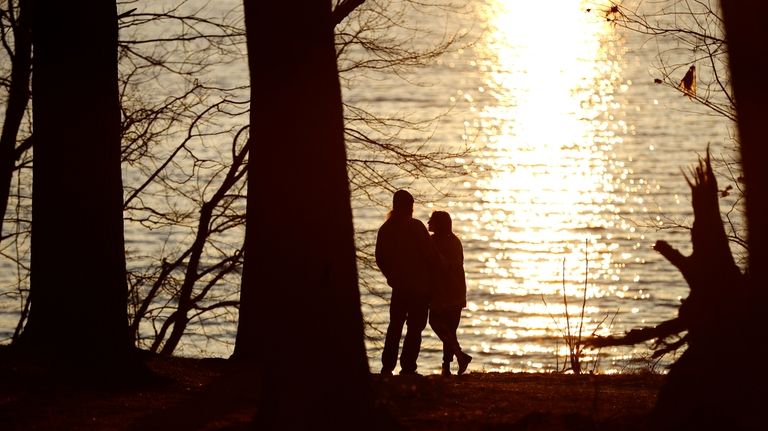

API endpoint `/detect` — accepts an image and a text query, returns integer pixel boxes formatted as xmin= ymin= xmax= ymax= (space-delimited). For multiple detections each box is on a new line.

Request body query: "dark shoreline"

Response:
xmin=0 ymin=352 xmax=665 ymax=430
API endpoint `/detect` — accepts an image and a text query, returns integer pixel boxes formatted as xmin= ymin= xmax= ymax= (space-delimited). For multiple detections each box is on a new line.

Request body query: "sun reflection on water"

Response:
xmin=451 ymin=0 xmax=636 ymax=371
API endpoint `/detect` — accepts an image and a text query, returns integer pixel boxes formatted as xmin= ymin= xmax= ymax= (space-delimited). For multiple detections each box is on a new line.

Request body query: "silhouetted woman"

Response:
xmin=427 ymin=210 xmax=472 ymax=376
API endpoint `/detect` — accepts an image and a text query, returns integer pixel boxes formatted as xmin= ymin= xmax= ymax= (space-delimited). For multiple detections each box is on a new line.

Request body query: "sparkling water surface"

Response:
xmin=0 ymin=0 xmax=738 ymax=374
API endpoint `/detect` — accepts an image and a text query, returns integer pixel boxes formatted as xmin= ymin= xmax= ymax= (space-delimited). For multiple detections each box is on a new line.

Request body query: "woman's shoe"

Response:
xmin=457 ymin=351 xmax=472 ymax=375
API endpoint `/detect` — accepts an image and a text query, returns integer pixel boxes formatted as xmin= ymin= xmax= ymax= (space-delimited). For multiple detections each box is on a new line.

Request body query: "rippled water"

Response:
xmin=351 ymin=0 xmax=738 ymax=374
xmin=0 ymin=0 xmax=739 ymax=374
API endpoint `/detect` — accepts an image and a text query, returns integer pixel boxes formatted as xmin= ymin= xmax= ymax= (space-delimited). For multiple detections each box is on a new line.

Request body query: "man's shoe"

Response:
xmin=399 ymin=369 xmax=419 ymax=376
xmin=441 ymin=362 xmax=452 ymax=376
xmin=457 ymin=352 xmax=472 ymax=375
xmin=380 ymin=369 xmax=393 ymax=376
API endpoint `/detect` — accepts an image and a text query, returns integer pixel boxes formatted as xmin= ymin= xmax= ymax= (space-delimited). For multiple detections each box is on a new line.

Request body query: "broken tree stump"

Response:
xmin=588 ymin=150 xmax=755 ymax=429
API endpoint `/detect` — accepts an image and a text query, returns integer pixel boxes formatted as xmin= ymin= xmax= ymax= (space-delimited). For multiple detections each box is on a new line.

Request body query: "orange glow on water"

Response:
xmin=466 ymin=0 xmax=626 ymax=292
xmin=450 ymin=0 xmax=635 ymax=371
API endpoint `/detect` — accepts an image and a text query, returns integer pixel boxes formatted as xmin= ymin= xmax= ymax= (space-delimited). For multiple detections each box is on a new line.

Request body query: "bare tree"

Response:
xmin=0 ymin=0 xmax=31 ymax=240
xmin=593 ymin=1 xmax=732 ymax=119
xmin=0 ymin=1 xmax=33 ymax=343
xmin=1 ymin=0 xmax=469 ymax=358
xmin=588 ymin=1 xmax=747 ymax=266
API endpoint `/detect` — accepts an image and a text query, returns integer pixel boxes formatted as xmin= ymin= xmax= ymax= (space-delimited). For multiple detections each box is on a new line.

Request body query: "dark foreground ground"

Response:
xmin=0 ymin=353 xmax=664 ymax=430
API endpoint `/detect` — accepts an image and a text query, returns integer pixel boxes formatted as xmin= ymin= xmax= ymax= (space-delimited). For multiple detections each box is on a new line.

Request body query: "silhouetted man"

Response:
xmin=375 ymin=190 xmax=434 ymax=375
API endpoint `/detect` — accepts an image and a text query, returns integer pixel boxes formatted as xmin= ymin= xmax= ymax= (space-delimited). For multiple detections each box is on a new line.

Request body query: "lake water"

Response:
xmin=349 ymin=0 xmax=737 ymax=374
xmin=0 ymin=0 xmax=738 ymax=374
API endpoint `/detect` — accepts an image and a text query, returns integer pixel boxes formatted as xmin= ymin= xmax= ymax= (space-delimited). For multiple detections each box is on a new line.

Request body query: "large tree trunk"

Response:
xmin=720 ymin=3 xmax=768 ymax=430
xmin=234 ymin=0 xmax=376 ymax=428
xmin=721 ymin=3 xmax=768 ymax=284
xmin=19 ymin=1 xmax=131 ymax=374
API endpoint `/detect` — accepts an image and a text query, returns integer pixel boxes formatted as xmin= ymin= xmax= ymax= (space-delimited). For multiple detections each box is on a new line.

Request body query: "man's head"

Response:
xmin=392 ymin=189 xmax=414 ymax=216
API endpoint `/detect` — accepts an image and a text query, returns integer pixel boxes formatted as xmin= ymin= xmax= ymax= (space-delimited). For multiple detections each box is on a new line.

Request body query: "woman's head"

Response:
xmin=428 ymin=210 xmax=452 ymax=234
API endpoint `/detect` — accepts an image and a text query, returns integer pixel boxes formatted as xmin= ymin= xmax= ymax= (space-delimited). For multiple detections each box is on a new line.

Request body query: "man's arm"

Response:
xmin=375 ymin=227 xmax=391 ymax=280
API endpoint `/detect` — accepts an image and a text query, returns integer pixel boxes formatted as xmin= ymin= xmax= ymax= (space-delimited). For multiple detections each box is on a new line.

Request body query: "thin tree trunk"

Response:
xmin=0 ymin=0 xmax=32 ymax=238
xmin=159 ymin=143 xmax=248 ymax=355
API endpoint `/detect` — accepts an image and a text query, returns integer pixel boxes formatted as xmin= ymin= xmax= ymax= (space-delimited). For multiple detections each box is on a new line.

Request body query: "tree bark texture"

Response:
xmin=719 ymin=4 xmax=768 ymax=430
xmin=22 ymin=1 xmax=131 ymax=370
xmin=235 ymin=1 xmax=375 ymax=428
xmin=721 ymin=2 xmax=768 ymax=285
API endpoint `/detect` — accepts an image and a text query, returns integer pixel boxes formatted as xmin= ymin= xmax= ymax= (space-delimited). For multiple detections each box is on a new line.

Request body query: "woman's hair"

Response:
xmin=429 ymin=210 xmax=452 ymax=234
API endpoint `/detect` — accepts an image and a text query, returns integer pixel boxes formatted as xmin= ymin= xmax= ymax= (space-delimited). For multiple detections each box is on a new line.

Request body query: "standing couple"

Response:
xmin=375 ymin=189 xmax=472 ymax=376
